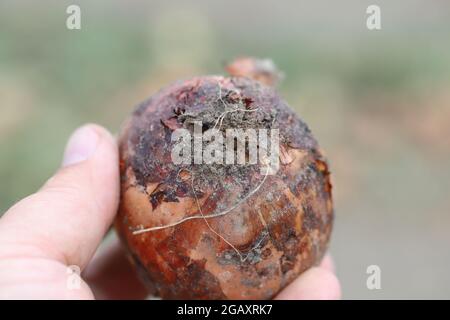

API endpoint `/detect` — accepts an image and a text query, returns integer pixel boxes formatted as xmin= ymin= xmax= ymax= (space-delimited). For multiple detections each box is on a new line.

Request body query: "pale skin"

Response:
xmin=0 ymin=124 xmax=341 ymax=300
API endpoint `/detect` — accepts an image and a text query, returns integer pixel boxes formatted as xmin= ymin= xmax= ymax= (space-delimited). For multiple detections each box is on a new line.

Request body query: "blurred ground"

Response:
xmin=0 ymin=0 xmax=449 ymax=298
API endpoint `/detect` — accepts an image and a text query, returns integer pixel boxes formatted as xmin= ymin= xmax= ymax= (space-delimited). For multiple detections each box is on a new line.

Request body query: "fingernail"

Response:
xmin=62 ymin=125 xmax=99 ymax=167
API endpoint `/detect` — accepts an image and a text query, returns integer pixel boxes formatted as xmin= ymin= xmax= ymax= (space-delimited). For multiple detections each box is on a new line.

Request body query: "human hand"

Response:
xmin=0 ymin=124 xmax=341 ymax=299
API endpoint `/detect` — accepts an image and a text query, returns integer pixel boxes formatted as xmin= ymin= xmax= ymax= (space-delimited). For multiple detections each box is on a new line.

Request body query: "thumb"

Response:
xmin=0 ymin=124 xmax=120 ymax=270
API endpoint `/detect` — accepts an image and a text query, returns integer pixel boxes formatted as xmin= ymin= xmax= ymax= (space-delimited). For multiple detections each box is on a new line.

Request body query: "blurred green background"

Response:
xmin=1 ymin=0 xmax=449 ymax=298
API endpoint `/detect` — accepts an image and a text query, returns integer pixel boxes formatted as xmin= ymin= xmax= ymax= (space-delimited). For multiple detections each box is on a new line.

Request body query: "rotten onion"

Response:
xmin=115 ymin=58 xmax=334 ymax=299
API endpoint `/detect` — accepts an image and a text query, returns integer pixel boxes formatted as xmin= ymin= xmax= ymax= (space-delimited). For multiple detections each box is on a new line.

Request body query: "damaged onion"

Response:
xmin=115 ymin=58 xmax=334 ymax=299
